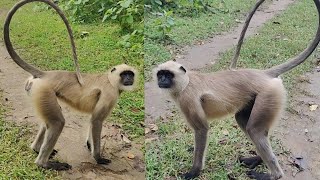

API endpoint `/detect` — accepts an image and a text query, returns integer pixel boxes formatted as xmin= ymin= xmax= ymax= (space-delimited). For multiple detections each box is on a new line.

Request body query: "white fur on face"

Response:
xmin=108 ymin=64 xmax=138 ymax=91
xmin=154 ymin=61 xmax=189 ymax=93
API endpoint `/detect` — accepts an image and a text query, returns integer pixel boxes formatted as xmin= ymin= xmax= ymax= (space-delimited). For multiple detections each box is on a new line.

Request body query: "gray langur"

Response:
xmin=154 ymin=0 xmax=320 ymax=179
xmin=4 ymin=0 xmax=138 ymax=171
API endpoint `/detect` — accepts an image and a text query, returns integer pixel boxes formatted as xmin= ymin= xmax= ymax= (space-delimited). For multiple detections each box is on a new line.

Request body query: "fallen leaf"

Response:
xmin=149 ymin=124 xmax=158 ymax=131
xmin=145 ymin=137 xmax=158 ymax=143
xmin=309 ymin=104 xmax=318 ymax=111
xmin=288 ymin=156 xmax=306 ymax=171
xmin=145 ymin=128 xmax=151 ymax=134
xmin=127 ymin=152 xmax=135 ymax=159
xmin=235 ymin=19 xmax=243 ymax=23
xmin=131 ymin=107 xmax=140 ymax=112
xmin=139 ymin=121 xmax=145 ymax=127
xmin=121 ymin=134 xmax=131 ymax=143
xmin=80 ymin=31 xmax=89 ymax=38
xmin=222 ymin=130 xmax=229 ymax=136
xmin=218 ymin=138 xmax=227 ymax=145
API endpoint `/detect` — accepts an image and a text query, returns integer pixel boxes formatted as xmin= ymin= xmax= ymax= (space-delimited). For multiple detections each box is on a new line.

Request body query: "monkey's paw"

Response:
xmin=239 ymin=155 xmax=263 ymax=169
xmin=246 ymin=170 xmax=272 ymax=180
xmin=96 ymin=158 xmax=111 ymax=165
xmin=181 ymin=170 xmax=200 ymax=180
xmin=42 ymin=161 xmax=72 ymax=171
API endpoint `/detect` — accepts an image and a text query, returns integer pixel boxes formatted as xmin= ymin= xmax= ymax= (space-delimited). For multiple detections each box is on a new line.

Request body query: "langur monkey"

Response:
xmin=155 ymin=0 xmax=320 ymax=179
xmin=4 ymin=0 xmax=138 ymax=171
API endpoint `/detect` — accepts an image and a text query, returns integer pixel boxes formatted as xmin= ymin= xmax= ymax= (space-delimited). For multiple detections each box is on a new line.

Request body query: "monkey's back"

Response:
xmin=30 ymin=71 xmax=118 ymax=113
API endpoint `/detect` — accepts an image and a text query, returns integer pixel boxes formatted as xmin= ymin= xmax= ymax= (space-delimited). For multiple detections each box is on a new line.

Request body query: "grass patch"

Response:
xmin=146 ymin=115 xmax=285 ymax=180
xmin=0 ymin=95 xmax=60 ymax=179
xmin=146 ymin=1 xmax=317 ymax=179
xmin=0 ymin=1 xmax=144 ymax=138
xmin=144 ymin=0 xmax=263 ymax=80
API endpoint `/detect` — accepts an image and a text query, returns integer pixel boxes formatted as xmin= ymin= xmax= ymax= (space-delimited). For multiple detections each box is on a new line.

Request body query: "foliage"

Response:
xmin=145 ymin=0 xmax=216 ymax=16
xmin=103 ymin=0 xmax=143 ymax=30
xmin=61 ymin=0 xmax=109 ymax=23
xmin=60 ymin=0 xmax=144 ymax=56
xmin=152 ymin=10 xmax=175 ymax=39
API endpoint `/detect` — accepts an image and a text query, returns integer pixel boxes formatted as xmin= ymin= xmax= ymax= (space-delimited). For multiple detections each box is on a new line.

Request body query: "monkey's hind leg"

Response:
xmin=33 ymin=88 xmax=71 ymax=171
xmin=31 ymin=124 xmax=58 ymax=159
xmin=235 ymin=97 xmax=263 ymax=169
xmin=245 ymin=80 xmax=285 ymax=180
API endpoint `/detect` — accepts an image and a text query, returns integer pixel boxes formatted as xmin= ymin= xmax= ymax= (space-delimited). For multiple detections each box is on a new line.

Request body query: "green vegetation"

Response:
xmin=146 ymin=1 xmax=317 ymax=179
xmin=144 ymin=0 xmax=259 ymax=80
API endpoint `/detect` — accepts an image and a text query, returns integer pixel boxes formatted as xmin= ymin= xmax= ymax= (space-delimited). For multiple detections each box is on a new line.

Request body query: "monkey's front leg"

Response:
xmin=87 ymin=104 xmax=112 ymax=165
xmin=183 ymin=128 xmax=209 ymax=180
xmin=180 ymin=105 xmax=209 ymax=180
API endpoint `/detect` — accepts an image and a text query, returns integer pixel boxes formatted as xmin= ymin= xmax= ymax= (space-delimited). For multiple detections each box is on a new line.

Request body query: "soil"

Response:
xmin=275 ymin=69 xmax=320 ymax=180
xmin=0 ymin=38 xmax=144 ymax=180
xmin=145 ymin=0 xmax=320 ymax=179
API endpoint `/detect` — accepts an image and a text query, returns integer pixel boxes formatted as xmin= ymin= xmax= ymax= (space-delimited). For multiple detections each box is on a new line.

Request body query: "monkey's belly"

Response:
xmin=201 ymin=98 xmax=243 ymax=119
xmin=202 ymin=104 xmax=239 ymax=119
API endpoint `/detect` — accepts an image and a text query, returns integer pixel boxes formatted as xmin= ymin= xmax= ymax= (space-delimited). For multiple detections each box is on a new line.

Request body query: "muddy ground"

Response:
xmin=145 ymin=0 xmax=320 ymax=179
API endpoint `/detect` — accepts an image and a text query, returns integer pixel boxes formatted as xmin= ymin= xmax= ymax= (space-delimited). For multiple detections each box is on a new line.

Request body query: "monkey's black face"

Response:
xmin=157 ymin=70 xmax=174 ymax=88
xmin=120 ymin=70 xmax=135 ymax=86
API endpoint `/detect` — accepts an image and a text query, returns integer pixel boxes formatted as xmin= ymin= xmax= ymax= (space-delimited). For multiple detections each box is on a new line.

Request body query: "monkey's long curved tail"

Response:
xmin=265 ymin=0 xmax=320 ymax=77
xmin=229 ymin=0 xmax=266 ymax=70
xmin=3 ymin=0 xmax=83 ymax=85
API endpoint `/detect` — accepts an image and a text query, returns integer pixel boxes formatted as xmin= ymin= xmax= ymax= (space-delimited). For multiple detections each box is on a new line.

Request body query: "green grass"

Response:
xmin=144 ymin=0 xmax=262 ymax=80
xmin=0 ymin=1 xmax=144 ymax=138
xmin=146 ymin=0 xmax=317 ymax=179
xmin=0 ymin=95 xmax=60 ymax=179
xmin=146 ymin=114 xmax=286 ymax=180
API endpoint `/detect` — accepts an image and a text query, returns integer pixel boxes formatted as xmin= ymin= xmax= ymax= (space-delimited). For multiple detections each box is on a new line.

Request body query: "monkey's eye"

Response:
xmin=120 ymin=71 xmax=134 ymax=78
xmin=157 ymin=70 xmax=174 ymax=78
xmin=166 ymin=73 xmax=174 ymax=78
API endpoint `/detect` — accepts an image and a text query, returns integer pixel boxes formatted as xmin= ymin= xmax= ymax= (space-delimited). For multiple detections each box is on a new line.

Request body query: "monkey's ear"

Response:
xmin=111 ymin=68 xmax=116 ymax=72
xmin=179 ymin=66 xmax=186 ymax=73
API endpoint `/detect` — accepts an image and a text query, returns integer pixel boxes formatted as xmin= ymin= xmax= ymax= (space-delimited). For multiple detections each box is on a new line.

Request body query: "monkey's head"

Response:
xmin=155 ymin=61 xmax=189 ymax=93
xmin=108 ymin=64 xmax=138 ymax=91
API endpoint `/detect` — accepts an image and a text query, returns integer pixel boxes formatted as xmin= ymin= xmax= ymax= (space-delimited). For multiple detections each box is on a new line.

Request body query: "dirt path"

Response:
xmin=275 ymin=69 xmax=320 ymax=180
xmin=145 ymin=0 xmax=295 ymax=123
xmin=145 ymin=0 xmax=320 ymax=179
xmin=0 ymin=46 xmax=144 ymax=179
